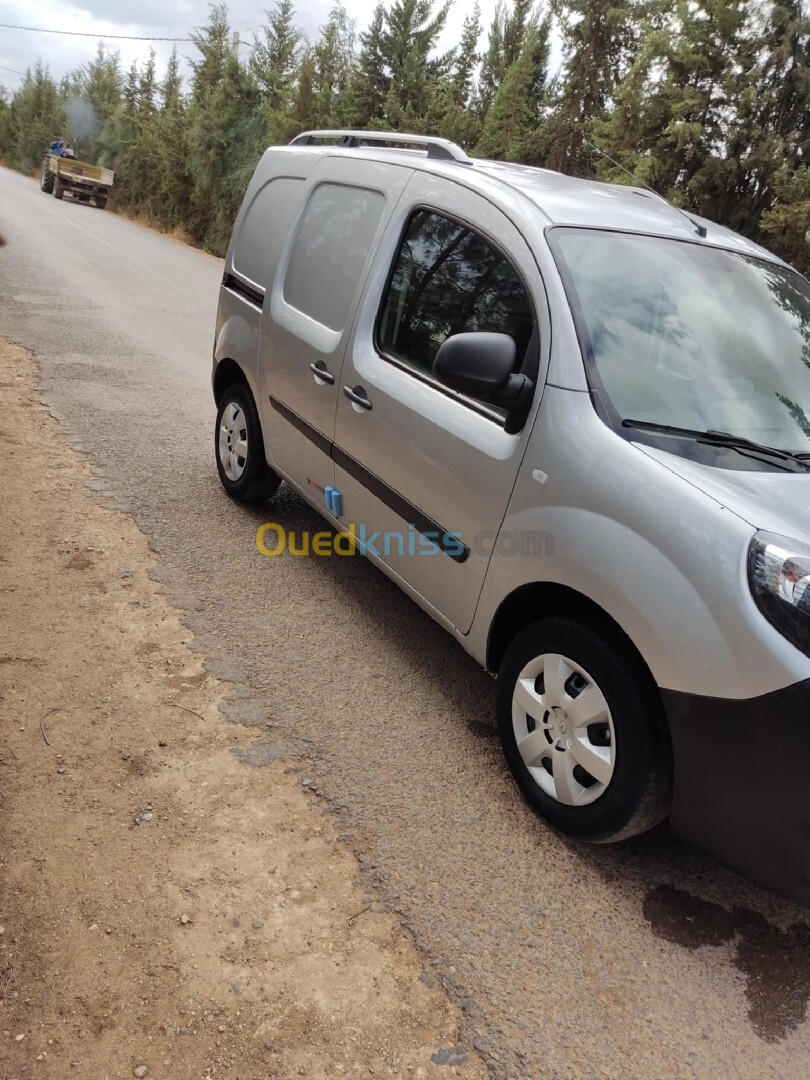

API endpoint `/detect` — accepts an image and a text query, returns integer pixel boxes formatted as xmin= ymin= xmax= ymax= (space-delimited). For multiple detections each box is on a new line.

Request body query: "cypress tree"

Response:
xmin=6 ymin=63 xmax=65 ymax=172
xmin=760 ymin=168 xmax=810 ymax=274
xmin=382 ymin=0 xmax=451 ymax=121
xmin=452 ymin=2 xmax=482 ymax=107
xmin=251 ymin=0 xmax=302 ymax=112
xmin=475 ymin=22 xmax=550 ymax=161
xmin=312 ymin=4 xmax=357 ymax=128
xmin=478 ymin=4 xmax=506 ymax=116
xmin=502 ymin=0 xmax=536 ymax=66
xmin=291 ymin=53 xmax=318 ymax=132
xmin=544 ymin=0 xmax=643 ymax=176
xmin=153 ymin=49 xmax=190 ymax=228
xmin=351 ymin=3 xmax=388 ymax=125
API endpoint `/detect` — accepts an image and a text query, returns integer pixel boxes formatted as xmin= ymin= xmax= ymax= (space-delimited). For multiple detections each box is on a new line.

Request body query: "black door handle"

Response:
xmin=343 ymin=385 xmax=373 ymax=410
xmin=310 ymin=361 xmax=335 ymax=385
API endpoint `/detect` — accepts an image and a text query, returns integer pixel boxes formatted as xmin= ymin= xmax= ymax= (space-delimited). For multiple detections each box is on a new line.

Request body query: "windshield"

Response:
xmin=553 ymin=228 xmax=810 ymax=455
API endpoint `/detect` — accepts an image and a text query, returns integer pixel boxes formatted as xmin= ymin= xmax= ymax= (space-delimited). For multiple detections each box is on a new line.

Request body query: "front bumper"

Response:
xmin=664 ymin=679 xmax=810 ymax=905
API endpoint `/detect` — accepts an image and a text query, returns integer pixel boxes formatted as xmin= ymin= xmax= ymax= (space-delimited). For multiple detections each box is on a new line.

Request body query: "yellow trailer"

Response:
xmin=40 ymin=152 xmax=114 ymax=209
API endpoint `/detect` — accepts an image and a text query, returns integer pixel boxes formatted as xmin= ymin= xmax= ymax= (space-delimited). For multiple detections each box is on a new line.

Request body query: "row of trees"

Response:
xmin=0 ymin=0 xmax=808 ymax=269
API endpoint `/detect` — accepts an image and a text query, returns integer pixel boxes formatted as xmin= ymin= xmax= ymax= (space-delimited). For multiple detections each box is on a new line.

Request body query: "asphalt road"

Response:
xmin=2 ymin=165 xmax=810 ymax=1080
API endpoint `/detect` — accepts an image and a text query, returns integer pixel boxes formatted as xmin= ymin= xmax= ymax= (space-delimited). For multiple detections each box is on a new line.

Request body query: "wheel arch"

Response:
xmin=486 ymin=582 xmax=662 ymax=703
xmin=213 ymin=357 xmax=251 ymax=406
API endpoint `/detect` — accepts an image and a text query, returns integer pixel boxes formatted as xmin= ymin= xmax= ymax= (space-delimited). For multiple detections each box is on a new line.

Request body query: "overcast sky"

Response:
xmin=0 ymin=0 xmax=510 ymax=93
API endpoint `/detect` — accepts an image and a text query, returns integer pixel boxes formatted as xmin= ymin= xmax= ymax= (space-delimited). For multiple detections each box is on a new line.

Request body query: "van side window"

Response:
xmin=378 ymin=210 xmax=533 ymax=380
xmin=284 ymin=183 xmax=385 ymax=332
xmin=233 ymin=177 xmax=305 ymax=288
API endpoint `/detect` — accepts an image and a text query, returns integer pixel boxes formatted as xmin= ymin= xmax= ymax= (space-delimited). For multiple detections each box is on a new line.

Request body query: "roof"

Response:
xmin=468 ymin=158 xmax=780 ymax=261
xmin=284 ymin=132 xmax=784 ymax=265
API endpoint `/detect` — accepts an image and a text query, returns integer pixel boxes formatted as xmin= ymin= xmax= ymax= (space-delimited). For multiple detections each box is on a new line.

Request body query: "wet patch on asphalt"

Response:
xmin=644 ymin=885 xmax=810 ymax=1043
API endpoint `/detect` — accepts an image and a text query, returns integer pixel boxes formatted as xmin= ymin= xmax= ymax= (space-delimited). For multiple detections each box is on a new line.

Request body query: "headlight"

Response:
xmin=748 ymin=531 xmax=810 ymax=658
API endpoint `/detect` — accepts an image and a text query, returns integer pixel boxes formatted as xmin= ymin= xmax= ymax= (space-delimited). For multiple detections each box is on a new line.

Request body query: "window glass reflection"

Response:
xmin=556 ymin=229 xmax=810 ymax=453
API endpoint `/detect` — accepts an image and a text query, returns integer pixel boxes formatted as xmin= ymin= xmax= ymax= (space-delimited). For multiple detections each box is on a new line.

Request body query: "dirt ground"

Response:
xmin=0 ymin=338 xmax=487 ymax=1080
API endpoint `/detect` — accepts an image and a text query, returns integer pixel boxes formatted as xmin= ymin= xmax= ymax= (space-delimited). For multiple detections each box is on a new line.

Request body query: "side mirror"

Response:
xmin=433 ymin=332 xmax=516 ymax=399
xmin=433 ymin=332 xmax=534 ymax=429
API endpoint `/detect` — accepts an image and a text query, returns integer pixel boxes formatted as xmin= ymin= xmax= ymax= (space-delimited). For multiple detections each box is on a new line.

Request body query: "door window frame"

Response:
xmin=372 ymin=204 xmax=541 ymax=428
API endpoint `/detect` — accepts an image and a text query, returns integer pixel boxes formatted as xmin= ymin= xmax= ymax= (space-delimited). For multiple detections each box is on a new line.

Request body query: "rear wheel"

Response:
xmin=496 ymin=618 xmax=672 ymax=842
xmin=215 ymin=382 xmax=281 ymax=502
xmin=96 ymin=196 xmax=107 ymax=210
xmin=40 ymin=162 xmax=54 ymax=193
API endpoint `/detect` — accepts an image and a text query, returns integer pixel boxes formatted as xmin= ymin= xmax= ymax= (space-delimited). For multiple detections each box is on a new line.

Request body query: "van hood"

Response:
xmin=638 ymin=445 xmax=810 ymax=544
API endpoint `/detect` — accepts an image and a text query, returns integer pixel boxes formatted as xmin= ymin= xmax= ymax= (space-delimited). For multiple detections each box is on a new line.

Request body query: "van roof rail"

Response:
xmin=289 ymin=129 xmax=471 ymax=164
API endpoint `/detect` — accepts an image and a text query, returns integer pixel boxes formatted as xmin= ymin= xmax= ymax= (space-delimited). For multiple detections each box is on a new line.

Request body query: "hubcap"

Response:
xmin=511 ymin=652 xmax=615 ymax=807
xmin=218 ymin=401 xmax=248 ymax=482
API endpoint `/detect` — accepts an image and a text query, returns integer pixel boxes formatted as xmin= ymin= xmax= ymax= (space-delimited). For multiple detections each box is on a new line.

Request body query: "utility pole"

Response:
xmin=231 ymin=31 xmax=240 ymax=57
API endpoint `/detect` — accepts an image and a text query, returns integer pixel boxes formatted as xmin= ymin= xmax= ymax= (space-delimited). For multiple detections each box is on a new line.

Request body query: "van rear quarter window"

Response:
xmin=283 ymin=183 xmax=385 ymax=331
xmin=232 ymin=177 xmax=305 ymax=288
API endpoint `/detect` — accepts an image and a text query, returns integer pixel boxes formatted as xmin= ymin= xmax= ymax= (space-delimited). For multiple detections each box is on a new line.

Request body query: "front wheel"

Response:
xmin=54 ymin=182 xmax=65 ymax=200
xmin=496 ymin=618 xmax=671 ymax=842
xmin=215 ymin=382 xmax=281 ymax=502
xmin=41 ymin=163 xmax=54 ymax=193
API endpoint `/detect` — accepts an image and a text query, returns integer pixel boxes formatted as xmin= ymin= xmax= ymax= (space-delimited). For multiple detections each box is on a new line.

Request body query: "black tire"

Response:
xmin=54 ymin=182 xmax=65 ymax=200
xmin=496 ymin=618 xmax=672 ymax=842
xmin=40 ymin=162 xmax=54 ymax=193
xmin=96 ymin=196 xmax=107 ymax=210
xmin=214 ymin=382 xmax=281 ymax=502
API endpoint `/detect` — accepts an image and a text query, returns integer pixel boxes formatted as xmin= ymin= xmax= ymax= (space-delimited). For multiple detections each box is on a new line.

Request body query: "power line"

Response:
xmin=0 ymin=22 xmax=193 ymax=42
xmin=0 ymin=64 xmax=27 ymax=77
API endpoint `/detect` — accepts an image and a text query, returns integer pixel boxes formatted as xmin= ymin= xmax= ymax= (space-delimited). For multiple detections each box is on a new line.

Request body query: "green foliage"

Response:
xmin=350 ymin=3 xmax=388 ymax=125
xmin=6 ymin=62 xmax=65 ymax=173
xmin=250 ymin=0 xmax=303 ymax=113
xmin=187 ymin=5 xmax=267 ymax=252
xmin=761 ymin=168 xmax=810 ymax=275
xmin=311 ymin=4 xmax=357 ymax=128
xmin=0 ymin=0 xmax=807 ymax=272
xmin=478 ymin=4 xmax=505 ymax=116
xmin=475 ymin=22 xmax=551 ymax=161
xmin=600 ymin=0 xmax=752 ymax=207
xmin=152 ymin=50 xmax=192 ymax=227
xmin=0 ymin=90 xmax=11 ymax=161
xmin=452 ymin=3 xmax=482 ymax=107
xmin=382 ymin=0 xmax=451 ymax=124
xmin=545 ymin=0 xmax=645 ymax=176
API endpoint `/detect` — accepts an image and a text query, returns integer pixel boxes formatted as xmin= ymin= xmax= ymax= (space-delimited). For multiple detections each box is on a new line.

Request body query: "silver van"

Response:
xmin=213 ymin=130 xmax=810 ymax=902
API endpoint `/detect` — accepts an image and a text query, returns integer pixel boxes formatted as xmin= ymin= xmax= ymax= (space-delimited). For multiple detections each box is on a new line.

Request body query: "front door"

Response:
xmin=332 ymin=174 xmax=548 ymax=632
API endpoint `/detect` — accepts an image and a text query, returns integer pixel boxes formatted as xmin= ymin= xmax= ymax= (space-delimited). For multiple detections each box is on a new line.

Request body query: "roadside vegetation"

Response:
xmin=0 ymin=0 xmax=807 ymax=270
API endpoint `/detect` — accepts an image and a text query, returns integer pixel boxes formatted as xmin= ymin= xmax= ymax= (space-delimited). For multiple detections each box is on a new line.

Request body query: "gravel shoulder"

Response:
xmin=0 ymin=338 xmax=487 ymax=1080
